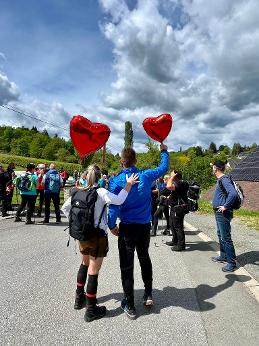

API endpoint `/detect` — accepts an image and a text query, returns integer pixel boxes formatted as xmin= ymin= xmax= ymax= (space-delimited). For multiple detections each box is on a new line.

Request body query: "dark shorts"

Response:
xmin=78 ymin=235 xmax=109 ymax=258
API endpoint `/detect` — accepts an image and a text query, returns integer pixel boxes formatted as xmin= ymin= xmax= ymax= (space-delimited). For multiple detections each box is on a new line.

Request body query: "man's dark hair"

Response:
xmin=26 ymin=163 xmax=35 ymax=171
xmin=174 ymin=170 xmax=182 ymax=179
xmin=121 ymin=148 xmax=136 ymax=167
xmin=213 ymin=160 xmax=226 ymax=172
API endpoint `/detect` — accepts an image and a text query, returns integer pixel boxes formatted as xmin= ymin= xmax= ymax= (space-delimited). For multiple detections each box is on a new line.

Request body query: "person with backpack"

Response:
xmin=42 ymin=164 xmax=63 ymax=224
xmin=108 ymin=144 xmax=169 ymax=319
xmin=14 ymin=163 xmax=38 ymax=224
xmin=211 ymin=160 xmax=238 ymax=272
xmin=165 ymin=170 xmax=189 ymax=251
xmin=61 ymin=164 xmax=139 ymax=322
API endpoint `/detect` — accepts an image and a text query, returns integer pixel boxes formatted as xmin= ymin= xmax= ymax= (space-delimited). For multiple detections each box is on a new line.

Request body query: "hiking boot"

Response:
xmin=25 ymin=220 xmax=35 ymax=225
xmin=211 ymin=256 xmax=227 ymax=264
xmin=222 ymin=264 xmax=237 ymax=272
xmin=143 ymin=293 xmax=154 ymax=307
xmin=150 ymin=229 xmax=156 ymax=237
xmin=121 ymin=298 xmax=137 ymax=320
xmin=171 ymin=245 xmax=185 ymax=252
xmin=166 ymin=241 xmax=176 ymax=246
xmin=2 ymin=213 xmax=10 ymax=217
xmin=74 ymin=291 xmax=86 ymax=310
xmin=84 ymin=305 xmax=106 ymax=322
xmin=14 ymin=217 xmax=23 ymax=222
xmin=162 ymin=229 xmax=170 ymax=235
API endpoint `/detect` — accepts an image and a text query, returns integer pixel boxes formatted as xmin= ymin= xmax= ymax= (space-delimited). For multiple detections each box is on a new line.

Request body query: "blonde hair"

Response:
xmin=85 ymin=164 xmax=101 ymax=190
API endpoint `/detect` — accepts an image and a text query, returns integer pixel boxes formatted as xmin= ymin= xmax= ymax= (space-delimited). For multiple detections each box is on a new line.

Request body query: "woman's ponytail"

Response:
xmin=85 ymin=164 xmax=101 ymax=190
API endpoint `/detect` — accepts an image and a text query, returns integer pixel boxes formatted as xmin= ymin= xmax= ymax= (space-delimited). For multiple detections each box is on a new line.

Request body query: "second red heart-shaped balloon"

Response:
xmin=143 ymin=113 xmax=173 ymax=143
xmin=70 ymin=115 xmax=111 ymax=160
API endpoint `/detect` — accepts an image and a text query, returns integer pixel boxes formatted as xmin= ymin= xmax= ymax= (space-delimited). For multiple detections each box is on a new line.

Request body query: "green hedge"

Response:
xmin=0 ymin=153 xmax=81 ymax=174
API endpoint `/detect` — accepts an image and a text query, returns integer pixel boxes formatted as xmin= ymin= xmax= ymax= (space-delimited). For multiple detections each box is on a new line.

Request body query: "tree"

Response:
xmin=208 ymin=142 xmax=217 ymax=154
xmin=42 ymin=129 xmax=49 ymax=137
xmin=232 ymin=143 xmax=242 ymax=156
xmin=137 ymin=141 xmax=160 ymax=169
xmin=10 ymin=137 xmax=30 ymax=157
xmin=124 ymin=121 xmax=133 ymax=148
xmin=55 ymin=148 xmax=71 ymax=162
xmin=42 ymin=142 xmax=57 ymax=160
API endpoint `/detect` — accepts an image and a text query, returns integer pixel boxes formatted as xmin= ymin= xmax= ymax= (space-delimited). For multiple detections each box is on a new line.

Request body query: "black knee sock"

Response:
xmin=76 ymin=264 xmax=88 ymax=294
xmin=86 ymin=274 xmax=98 ymax=307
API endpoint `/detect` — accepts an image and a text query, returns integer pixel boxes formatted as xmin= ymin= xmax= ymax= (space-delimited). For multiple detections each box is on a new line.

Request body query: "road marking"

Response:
xmin=184 ymin=220 xmax=259 ymax=303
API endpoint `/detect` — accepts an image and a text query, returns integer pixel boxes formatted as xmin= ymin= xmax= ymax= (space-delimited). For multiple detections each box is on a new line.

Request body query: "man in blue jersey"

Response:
xmin=108 ymin=144 xmax=169 ymax=319
xmin=211 ymin=160 xmax=237 ymax=272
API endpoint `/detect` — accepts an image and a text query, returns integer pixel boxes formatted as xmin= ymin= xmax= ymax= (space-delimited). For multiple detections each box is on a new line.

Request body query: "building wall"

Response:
xmin=203 ymin=181 xmax=259 ymax=211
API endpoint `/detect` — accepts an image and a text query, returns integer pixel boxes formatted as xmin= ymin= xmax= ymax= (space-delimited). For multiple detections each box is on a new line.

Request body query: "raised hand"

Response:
xmin=126 ymin=173 xmax=139 ymax=185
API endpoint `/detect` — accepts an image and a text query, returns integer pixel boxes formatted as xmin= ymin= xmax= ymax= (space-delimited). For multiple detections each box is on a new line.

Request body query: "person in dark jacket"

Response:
xmin=166 ymin=170 xmax=189 ymax=251
xmin=151 ymin=176 xmax=171 ymax=236
xmin=14 ymin=163 xmax=38 ymax=224
xmin=108 ymin=144 xmax=169 ymax=319
xmin=211 ymin=160 xmax=237 ymax=272
xmin=0 ymin=164 xmax=9 ymax=217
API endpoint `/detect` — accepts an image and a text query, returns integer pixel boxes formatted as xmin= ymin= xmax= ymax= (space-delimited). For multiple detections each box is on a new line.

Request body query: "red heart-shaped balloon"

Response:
xmin=70 ymin=115 xmax=111 ymax=160
xmin=143 ymin=113 xmax=173 ymax=143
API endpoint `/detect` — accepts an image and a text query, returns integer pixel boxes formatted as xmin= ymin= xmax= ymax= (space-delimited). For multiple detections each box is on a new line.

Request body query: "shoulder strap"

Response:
xmin=218 ymin=177 xmax=228 ymax=196
xmin=97 ymin=204 xmax=107 ymax=228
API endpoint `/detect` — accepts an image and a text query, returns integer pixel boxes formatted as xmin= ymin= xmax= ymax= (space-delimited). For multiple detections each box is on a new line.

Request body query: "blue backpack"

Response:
xmin=17 ymin=173 xmax=32 ymax=192
xmin=48 ymin=173 xmax=61 ymax=193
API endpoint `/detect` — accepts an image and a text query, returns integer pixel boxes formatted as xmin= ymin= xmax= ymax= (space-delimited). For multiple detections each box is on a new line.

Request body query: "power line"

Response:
xmin=0 ymin=104 xmax=68 ymax=131
xmin=1 ymin=104 xmax=121 ymax=152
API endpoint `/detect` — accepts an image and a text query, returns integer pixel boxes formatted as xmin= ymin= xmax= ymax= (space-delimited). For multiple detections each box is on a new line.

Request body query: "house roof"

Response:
xmin=230 ymin=146 xmax=259 ymax=182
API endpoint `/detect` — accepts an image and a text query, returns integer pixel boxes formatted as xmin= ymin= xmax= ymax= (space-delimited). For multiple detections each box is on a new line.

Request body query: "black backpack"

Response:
xmin=170 ymin=181 xmax=201 ymax=215
xmin=69 ymin=187 xmax=106 ymax=241
xmin=187 ymin=182 xmax=201 ymax=212
xmin=218 ymin=176 xmax=244 ymax=210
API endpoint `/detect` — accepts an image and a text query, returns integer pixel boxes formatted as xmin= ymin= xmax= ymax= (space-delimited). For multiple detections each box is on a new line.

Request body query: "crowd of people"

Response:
xmin=0 ymin=151 xmax=238 ymax=322
xmin=0 ymin=163 xmax=69 ymax=223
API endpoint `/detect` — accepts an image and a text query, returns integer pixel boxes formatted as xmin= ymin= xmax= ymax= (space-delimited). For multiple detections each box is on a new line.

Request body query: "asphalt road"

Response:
xmin=1 ymin=216 xmax=259 ymax=346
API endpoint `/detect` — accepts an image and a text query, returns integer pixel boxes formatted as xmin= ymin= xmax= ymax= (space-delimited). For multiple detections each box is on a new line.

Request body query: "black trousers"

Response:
xmin=118 ymin=223 xmax=152 ymax=305
xmin=153 ymin=205 xmax=170 ymax=232
xmin=6 ymin=189 xmax=13 ymax=210
xmin=44 ymin=192 xmax=61 ymax=221
xmin=170 ymin=210 xmax=185 ymax=248
xmin=16 ymin=194 xmax=37 ymax=220
xmin=151 ymin=199 xmax=157 ymax=226
xmin=36 ymin=189 xmax=45 ymax=214
xmin=1 ymin=195 xmax=8 ymax=215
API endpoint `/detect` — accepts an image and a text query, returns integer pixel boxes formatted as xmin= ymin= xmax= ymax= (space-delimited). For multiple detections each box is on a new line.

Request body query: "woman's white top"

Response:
xmin=61 ymin=187 xmax=128 ymax=234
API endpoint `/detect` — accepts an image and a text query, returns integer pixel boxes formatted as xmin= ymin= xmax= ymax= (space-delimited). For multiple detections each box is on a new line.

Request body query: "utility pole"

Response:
xmin=102 ymin=143 xmax=106 ymax=165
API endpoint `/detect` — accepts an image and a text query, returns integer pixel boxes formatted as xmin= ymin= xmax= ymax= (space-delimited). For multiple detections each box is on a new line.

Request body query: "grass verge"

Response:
xmin=198 ymin=198 xmax=259 ymax=231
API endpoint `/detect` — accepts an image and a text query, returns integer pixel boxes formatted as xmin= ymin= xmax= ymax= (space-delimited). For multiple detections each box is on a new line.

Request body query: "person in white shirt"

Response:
xmin=61 ymin=164 xmax=138 ymax=322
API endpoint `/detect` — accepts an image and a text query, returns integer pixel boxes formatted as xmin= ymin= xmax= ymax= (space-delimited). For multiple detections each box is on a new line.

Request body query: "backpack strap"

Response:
xmin=97 ymin=204 xmax=107 ymax=229
xmin=218 ymin=177 xmax=228 ymax=197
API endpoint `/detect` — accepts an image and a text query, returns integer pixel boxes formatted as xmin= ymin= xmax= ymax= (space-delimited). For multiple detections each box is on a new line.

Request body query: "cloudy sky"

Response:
xmin=0 ymin=0 xmax=258 ymax=153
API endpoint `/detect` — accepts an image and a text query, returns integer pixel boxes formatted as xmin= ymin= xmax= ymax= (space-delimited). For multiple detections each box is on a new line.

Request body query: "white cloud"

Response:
xmin=98 ymin=0 xmax=259 ymax=150
xmin=1 ymin=0 xmax=259 ymax=154
xmin=0 ymin=72 xmax=20 ymax=105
